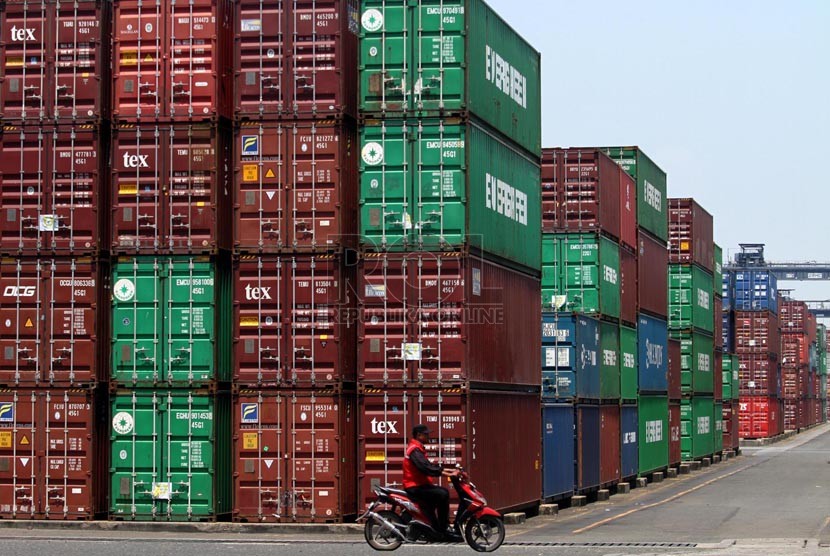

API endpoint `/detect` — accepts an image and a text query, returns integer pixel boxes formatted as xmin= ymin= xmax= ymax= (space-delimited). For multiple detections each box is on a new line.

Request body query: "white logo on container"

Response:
xmin=113 ymin=412 xmax=135 ymax=435
xmin=361 ymin=9 xmax=384 ymax=32
xmin=362 ymin=142 xmax=384 ymax=165
xmin=10 ymin=26 xmax=36 ymax=41
xmin=113 ymin=279 xmax=136 ymax=302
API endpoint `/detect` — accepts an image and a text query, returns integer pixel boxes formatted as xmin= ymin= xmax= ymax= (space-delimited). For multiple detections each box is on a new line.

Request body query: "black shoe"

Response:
xmin=443 ymin=529 xmax=463 ymax=542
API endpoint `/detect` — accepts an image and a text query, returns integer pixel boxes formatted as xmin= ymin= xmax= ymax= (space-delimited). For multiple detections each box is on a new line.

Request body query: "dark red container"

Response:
xmin=0 ymin=125 xmax=106 ymax=255
xmin=358 ymin=388 xmax=541 ymax=514
xmin=722 ymin=401 xmax=738 ymax=451
xmin=783 ymin=399 xmax=799 ymax=431
xmin=669 ymin=402 xmax=681 ymax=466
xmin=233 ymin=254 xmax=356 ymax=387
xmin=0 ymin=388 xmax=97 ymax=519
xmin=738 ymin=353 xmax=780 ymax=397
xmin=111 ymin=122 xmax=231 ymax=253
xmin=668 ymin=338 xmax=682 ymax=400
xmin=112 ymin=0 xmax=233 ymax=121
xmin=735 ymin=310 xmax=780 ymax=358
xmin=620 ymin=246 xmax=637 ymax=326
xmin=599 ymin=405 xmax=620 ymax=488
xmin=358 ymin=252 xmax=541 ymax=388
xmin=668 ymin=198 xmax=714 ymax=271
xmin=714 ymin=350 xmax=723 ymax=401
xmin=637 ymin=228 xmax=668 ymax=318
xmin=779 ymin=300 xmax=817 ymax=337
xmin=714 ymin=296 xmax=723 ymax=349
xmin=0 ymin=0 xmax=110 ymax=123
xmin=234 ymin=0 xmax=358 ymax=120
xmin=233 ymin=389 xmax=356 ymax=523
xmin=782 ymin=368 xmax=801 ymax=400
xmin=0 ymin=258 xmax=103 ymax=387
xmin=781 ymin=334 xmax=810 ymax=368
xmin=233 ymin=120 xmax=357 ymax=253
xmin=739 ymin=396 xmax=781 ymax=439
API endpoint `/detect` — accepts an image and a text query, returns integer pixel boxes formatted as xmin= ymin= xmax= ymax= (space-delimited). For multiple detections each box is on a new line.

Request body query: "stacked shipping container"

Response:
xmin=779 ymin=299 xmax=821 ymax=431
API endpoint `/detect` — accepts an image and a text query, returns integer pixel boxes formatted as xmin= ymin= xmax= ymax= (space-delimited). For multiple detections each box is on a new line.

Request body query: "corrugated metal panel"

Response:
xmin=672 ymin=330 xmax=714 ymax=394
xmin=722 ymin=401 xmax=738 ymax=450
xmin=713 ymin=244 xmax=723 ymax=296
xmin=637 ymin=229 xmax=667 ymax=318
xmin=713 ymin=401 xmax=723 ymax=452
xmin=668 ymin=264 xmax=714 ymax=334
xmin=541 ymin=313 xmax=600 ymax=400
xmin=639 ymin=395 xmax=669 ymax=474
xmin=620 ymin=405 xmax=638 ymax=480
xmin=599 ymin=405 xmax=620 ymax=487
xmin=668 ymin=198 xmax=714 ymax=271
xmin=714 ymin=351 xmax=723 ymax=401
xmin=620 ymin=246 xmax=637 ymax=326
xmin=669 ymin=401 xmax=680 ymax=466
xmin=600 ymin=322 xmax=621 ymax=400
xmin=638 ymin=314 xmax=668 ymax=394
xmin=680 ymin=396 xmax=714 ymax=459
xmin=602 ymin=147 xmax=667 ymax=242
xmin=620 ymin=326 xmax=638 ymax=400
xmin=542 ymin=404 xmax=574 ymax=500
xmin=576 ymin=405 xmax=600 ymax=492
xmin=668 ymin=338 xmax=681 ymax=400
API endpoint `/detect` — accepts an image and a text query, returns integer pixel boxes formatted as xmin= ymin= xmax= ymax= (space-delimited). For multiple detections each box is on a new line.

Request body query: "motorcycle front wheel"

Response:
xmin=365 ymin=510 xmax=405 ymax=551
xmin=464 ymin=515 xmax=506 ymax=552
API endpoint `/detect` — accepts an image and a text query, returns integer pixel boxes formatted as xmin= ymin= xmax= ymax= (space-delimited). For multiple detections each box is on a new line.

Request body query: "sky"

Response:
xmin=487 ymin=0 xmax=830 ymax=301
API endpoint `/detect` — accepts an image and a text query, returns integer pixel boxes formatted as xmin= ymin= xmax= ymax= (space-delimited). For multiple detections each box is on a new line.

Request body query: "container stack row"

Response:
xmin=779 ymin=299 xmax=823 ymax=431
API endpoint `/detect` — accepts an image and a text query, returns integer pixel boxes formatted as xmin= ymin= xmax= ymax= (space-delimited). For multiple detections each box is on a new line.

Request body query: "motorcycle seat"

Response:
xmin=378 ymin=486 xmax=408 ymax=497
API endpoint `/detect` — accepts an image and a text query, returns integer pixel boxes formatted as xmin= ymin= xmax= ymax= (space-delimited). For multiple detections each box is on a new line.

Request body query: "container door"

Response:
xmin=113 ymin=0 xmax=164 ymax=120
xmin=0 ymin=2 xmax=48 ymax=120
xmin=53 ymin=0 xmax=105 ymax=121
xmin=620 ymin=406 xmax=638 ymax=480
xmin=410 ymin=1 xmax=464 ymax=112
xmin=0 ymin=391 xmax=38 ymax=518
xmin=0 ymin=127 xmax=48 ymax=253
xmin=542 ymin=405 xmax=574 ymax=500
xmin=0 ymin=260 xmax=44 ymax=385
xmin=576 ymin=405 xmax=599 ymax=491
xmin=234 ymin=0 xmax=286 ymax=118
xmin=599 ymin=405 xmax=620 ymax=486
xmin=359 ymin=2 xmax=411 ymax=113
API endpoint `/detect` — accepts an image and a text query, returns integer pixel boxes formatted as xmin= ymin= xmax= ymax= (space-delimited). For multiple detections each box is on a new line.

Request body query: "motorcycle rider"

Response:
xmin=403 ymin=424 xmax=462 ymax=540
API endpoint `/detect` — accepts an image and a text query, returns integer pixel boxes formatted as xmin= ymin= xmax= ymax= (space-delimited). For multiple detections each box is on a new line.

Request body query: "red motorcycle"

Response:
xmin=359 ymin=466 xmax=505 ymax=552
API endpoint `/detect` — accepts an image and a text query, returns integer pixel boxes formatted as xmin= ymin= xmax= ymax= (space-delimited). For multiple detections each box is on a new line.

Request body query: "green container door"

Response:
xmin=602 ymin=147 xmax=668 ymax=242
xmin=600 ymin=322 xmax=621 ymax=399
xmin=673 ymin=330 xmax=715 ymax=394
xmin=669 ymin=265 xmax=714 ymax=333
xmin=714 ymin=402 xmax=723 ymax=453
xmin=681 ymin=397 xmax=714 ymax=460
xmin=620 ymin=326 xmax=638 ymax=400
xmin=713 ymin=244 xmax=723 ymax=296
xmin=638 ymin=395 xmax=669 ymax=474
xmin=541 ymin=235 xmax=558 ymax=307
xmin=360 ymin=120 xmax=541 ymax=272
xmin=110 ymin=391 xmax=231 ymax=521
xmin=722 ymin=353 xmax=739 ymax=400
xmin=359 ymin=0 xmax=542 ymax=156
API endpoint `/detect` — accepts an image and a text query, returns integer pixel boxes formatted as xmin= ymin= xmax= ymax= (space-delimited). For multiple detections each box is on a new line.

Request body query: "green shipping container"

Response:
xmin=714 ymin=401 xmax=723 ymax=453
xmin=672 ymin=330 xmax=715 ymax=394
xmin=680 ymin=397 xmax=714 ymax=460
xmin=638 ymin=395 xmax=669 ymax=475
xmin=111 ymin=257 xmax=232 ymax=386
xmin=600 ymin=322 xmax=621 ymax=400
xmin=668 ymin=264 xmax=715 ymax=333
xmin=360 ymin=119 xmax=541 ymax=272
xmin=620 ymin=326 xmax=638 ymax=400
xmin=722 ymin=353 xmax=739 ymax=400
xmin=713 ymin=244 xmax=723 ymax=297
xmin=601 ymin=147 xmax=668 ymax=241
xmin=110 ymin=390 xmax=232 ymax=521
xmin=359 ymin=0 xmax=542 ymax=156
xmin=541 ymin=233 xmax=620 ymax=318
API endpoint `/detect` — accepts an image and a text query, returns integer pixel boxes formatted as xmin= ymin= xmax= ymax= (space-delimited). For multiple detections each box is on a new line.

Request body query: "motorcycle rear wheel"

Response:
xmin=464 ymin=515 xmax=506 ymax=552
xmin=365 ymin=510 xmax=404 ymax=551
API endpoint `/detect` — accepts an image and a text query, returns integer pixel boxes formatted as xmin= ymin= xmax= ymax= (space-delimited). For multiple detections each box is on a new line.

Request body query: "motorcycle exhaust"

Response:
xmin=365 ymin=511 xmax=408 ymax=542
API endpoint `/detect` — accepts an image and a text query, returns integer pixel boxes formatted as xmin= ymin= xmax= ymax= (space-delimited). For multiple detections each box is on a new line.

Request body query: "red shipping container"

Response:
xmin=599 ymin=405 xmax=620 ymax=488
xmin=734 ymin=310 xmax=780 ymax=357
xmin=358 ymin=387 xmax=541 ymax=514
xmin=637 ymin=228 xmax=668 ymax=318
xmin=0 ymin=0 xmax=110 ymax=123
xmin=112 ymin=0 xmax=233 ymax=121
xmin=233 ymin=254 xmax=356 ymax=387
xmin=668 ymin=198 xmax=714 ymax=271
xmin=714 ymin=296 xmax=723 ymax=349
xmin=738 ymin=353 xmax=779 ymax=397
xmin=781 ymin=368 xmax=801 ymax=400
xmin=0 ymin=125 xmax=105 ymax=255
xmin=722 ymin=401 xmax=739 ymax=451
xmin=783 ymin=399 xmax=799 ymax=431
xmin=668 ymin=338 xmax=681 ymax=400
xmin=234 ymin=0 xmax=358 ymax=120
xmin=358 ymin=252 xmax=541 ymax=388
xmin=0 ymin=389 xmax=97 ymax=519
xmin=739 ymin=396 xmax=781 ymax=439
xmin=781 ymin=334 xmax=810 ymax=368
xmin=111 ymin=122 xmax=231 ymax=253
xmin=669 ymin=402 xmax=681 ymax=466
xmin=233 ymin=120 xmax=357 ymax=253
xmin=714 ymin=350 xmax=723 ymax=401
xmin=619 ymin=246 xmax=637 ymax=326
xmin=0 ymin=258 xmax=103 ymax=387
xmin=233 ymin=389 xmax=356 ymax=523
xmin=779 ymin=300 xmax=817 ymax=338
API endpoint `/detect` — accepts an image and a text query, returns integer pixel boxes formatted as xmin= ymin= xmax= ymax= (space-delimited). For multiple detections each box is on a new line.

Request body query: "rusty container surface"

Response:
xmin=738 ymin=353 xmax=780 ymax=397
xmin=358 ymin=252 xmax=541 ymax=388
xmin=0 ymin=388 xmax=97 ymax=519
xmin=1 ymin=125 xmax=107 ymax=255
xmin=233 ymin=254 xmax=356 ymax=388
xmin=620 ymin=246 xmax=637 ymax=326
xmin=233 ymin=389 xmax=356 ymax=523
xmin=0 ymin=258 xmax=103 ymax=387
xmin=358 ymin=388 xmax=541 ymax=514
xmin=599 ymin=405 xmax=620 ymax=488
xmin=234 ymin=0 xmax=358 ymax=120
xmin=233 ymin=120 xmax=357 ymax=253
xmin=669 ymin=401 xmax=681 ymax=466
xmin=111 ymin=123 xmax=231 ymax=254
xmin=734 ymin=310 xmax=780 ymax=358
xmin=668 ymin=198 xmax=714 ymax=271
xmin=637 ymin=228 xmax=668 ymax=318
xmin=668 ymin=338 xmax=681 ymax=400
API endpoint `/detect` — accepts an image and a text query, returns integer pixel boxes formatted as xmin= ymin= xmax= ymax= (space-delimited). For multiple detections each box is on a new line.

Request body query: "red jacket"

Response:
xmin=403 ymin=439 xmax=434 ymax=489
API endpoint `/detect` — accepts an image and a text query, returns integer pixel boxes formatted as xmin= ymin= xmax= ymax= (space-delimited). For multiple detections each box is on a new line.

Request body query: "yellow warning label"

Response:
xmin=243 ymin=164 xmax=259 ymax=182
xmin=20 ymin=435 xmax=29 ymax=446
xmin=319 ymin=335 xmax=329 ymax=341
xmin=24 ymin=318 xmax=33 ymax=328
xmin=121 ymin=51 xmax=138 ymax=65
xmin=0 ymin=431 xmax=11 ymax=448
xmin=144 ymin=54 xmax=154 ymax=62
xmin=240 ymin=316 xmax=259 ymax=327
xmin=196 ymin=201 xmax=205 ymax=207
xmin=680 ymin=241 xmax=690 ymax=251
xmin=6 ymin=57 xmax=24 ymax=68
xmin=365 ymin=450 xmax=387 ymax=462
xmin=119 ymin=184 xmax=138 ymax=195
xmin=265 ymin=168 xmax=276 ymax=179
xmin=243 ymin=432 xmax=258 ymax=450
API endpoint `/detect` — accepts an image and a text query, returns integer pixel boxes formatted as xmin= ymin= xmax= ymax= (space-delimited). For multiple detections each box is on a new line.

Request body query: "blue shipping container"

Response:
xmin=732 ymin=270 xmax=778 ymax=313
xmin=722 ymin=312 xmax=734 ymax=353
xmin=620 ymin=405 xmax=638 ymax=480
xmin=542 ymin=404 xmax=575 ymax=500
xmin=722 ymin=273 xmax=732 ymax=311
xmin=577 ymin=405 xmax=600 ymax=492
xmin=638 ymin=314 xmax=669 ymax=393
xmin=542 ymin=312 xmax=600 ymax=400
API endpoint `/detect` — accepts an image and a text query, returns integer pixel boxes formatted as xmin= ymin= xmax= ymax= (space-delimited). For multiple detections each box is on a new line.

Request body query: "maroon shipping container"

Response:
xmin=233 ymin=389 xmax=356 ymax=523
xmin=0 ymin=388 xmax=97 ymax=519
xmin=0 ymin=258 xmax=103 ymax=387
xmin=599 ymin=405 xmax=620 ymax=488
xmin=0 ymin=125 xmax=106 ymax=255
xmin=233 ymin=254 xmax=356 ymax=387
xmin=722 ymin=401 xmax=738 ymax=451
xmin=781 ymin=334 xmax=810 ymax=368
xmin=782 ymin=368 xmax=801 ymax=400
xmin=620 ymin=246 xmax=637 ymax=326
xmin=668 ymin=338 xmax=681 ymax=400
xmin=358 ymin=388 xmax=541 ymax=513
xmin=739 ymin=396 xmax=781 ymax=439
xmin=738 ymin=354 xmax=780 ymax=397
xmin=234 ymin=0 xmax=358 ymax=120
xmin=0 ymin=0 xmax=110 ymax=123
xmin=233 ymin=120 xmax=357 ymax=253
xmin=783 ymin=399 xmax=799 ymax=431
xmin=735 ymin=310 xmax=780 ymax=357
xmin=669 ymin=402 xmax=681 ymax=466
xmin=714 ymin=350 xmax=723 ymax=401
xmin=111 ymin=122 xmax=231 ymax=253
xmin=358 ymin=252 xmax=541 ymax=388
xmin=779 ymin=300 xmax=817 ymax=338
xmin=668 ymin=198 xmax=714 ymax=271
xmin=714 ymin=296 xmax=723 ymax=349
xmin=637 ymin=228 xmax=668 ymax=318
xmin=112 ymin=0 xmax=233 ymax=121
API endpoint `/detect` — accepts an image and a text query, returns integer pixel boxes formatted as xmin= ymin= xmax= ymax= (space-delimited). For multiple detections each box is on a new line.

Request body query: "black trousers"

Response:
xmin=406 ymin=485 xmax=450 ymax=531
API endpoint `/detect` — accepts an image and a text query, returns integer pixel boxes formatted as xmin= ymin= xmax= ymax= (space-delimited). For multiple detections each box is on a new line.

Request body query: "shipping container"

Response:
xmin=713 ymin=401 xmax=723 ymax=453
xmin=668 ymin=198 xmax=714 ymax=271
xmin=0 ymin=258 xmax=104 ymax=387
xmin=233 ymin=120 xmax=357 ymax=253
xmin=620 ymin=326 xmax=638 ymax=400
xmin=780 ymin=300 xmax=816 ymax=336
xmin=600 ymin=322 xmax=621 ymax=400
xmin=781 ymin=335 xmax=810 ymax=369
xmin=576 ymin=404 xmax=600 ymax=493
xmin=722 ymin=401 xmax=738 ymax=451
xmin=671 ymin=330 xmax=714 ymax=394
xmin=638 ymin=395 xmax=669 ymax=474
xmin=739 ymin=396 xmax=781 ymax=439
xmin=234 ymin=0 xmax=359 ymax=120
xmin=734 ymin=310 xmax=780 ymax=357
xmin=620 ymin=405 xmax=638 ymax=480
xmin=714 ymin=351 xmax=723 ymax=401
xmin=109 ymin=389 xmax=232 ymax=521
xmin=668 ymin=338 xmax=681 ymax=400
xmin=732 ymin=271 xmax=778 ymax=314
xmin=714 ymin=296 xmax=723 ymax=349
xmin=602 ymin=147 xmax=667 ymax=242
xmin=542 ymin=233 xmax=620 ymax=317
xmin=669 ymin=401 xmax=680 ymax=466
xmin=722 ymin=311 xmax=734 ymax=353
xmin=0 ymin=388 xmax=97 ymax=519
xmin=542 ymin=403 xmax=575 ymax=501
xmin=599 ymin=405 xmax=620 ymax=488
xmin=668 ymin=264 xmax=715 ymax=334
xmin=360 ymin=119 xmax=541 ymax=272
xmin=713 ymin=244 xmax=722 ymax=297
xmin=738 ymin=353 xmax=780 ymax=397
xmin=784 ymin=399 xmax=799 ymax=431
xmin=620 ymin=246 xmax=637 ymax=326
xmin=0 ymin=124 xmax=107 ymax=255
xmin=722 ymin=272 xmax=732 ymax=312
xmin=111 ymin=256 xmax=232 ymax=386
xmin=358 ymin=252 xmax=540 ymax=388
xmin=722 ymin=353 xmax=739 ymax=400
xmin=359 ymin=0 xmax=541 ymax=156
xmin=637 ymin=228 xmax=668 ymax=318
xmin=680 ymin=396 xmax=714 ymax=460
xmin=233 ymin=254 xmax=356 ymax=387
xmin=112 ymin=0 xmax=233 ymax=121
xmin=358 ymin=388 xmax=541 ymax=513
xmin=638 ymin=314 xmax=668 ymax=394
xmin=541 ymin=312 xmax=600 ymax=400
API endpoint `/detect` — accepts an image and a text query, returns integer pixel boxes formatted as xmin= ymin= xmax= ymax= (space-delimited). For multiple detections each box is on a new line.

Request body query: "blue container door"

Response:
xmin=620 ymin=405 xmax=639 ymax=480
xmin=638 ymin=314 xmax=669 ymax=393
xmin=542 ymin=404 xmax=575 ymax=500
xmin=542 ymin=313 xmax=600 ymax=400
xmin=577 ymin=405 xmax=600 ymax=492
